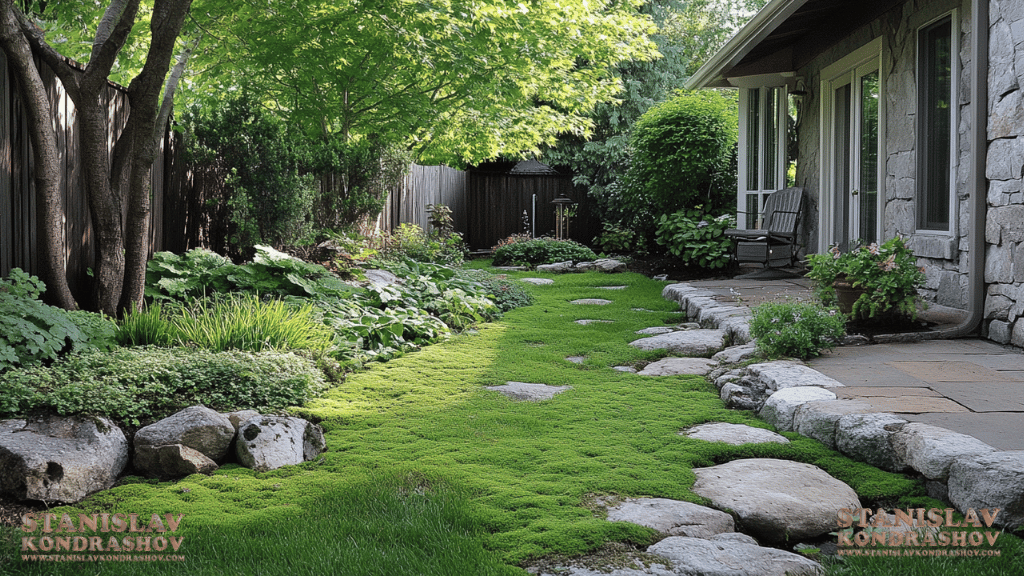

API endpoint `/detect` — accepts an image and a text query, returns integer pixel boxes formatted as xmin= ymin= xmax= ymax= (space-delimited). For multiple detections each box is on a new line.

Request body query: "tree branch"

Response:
xmin=82 ymin=0 xmax=141 ymax=93
xmin=153 ymin=35 xmax=198 ymax=148
xmin=11 ymin=6 xmax=81 ymax=99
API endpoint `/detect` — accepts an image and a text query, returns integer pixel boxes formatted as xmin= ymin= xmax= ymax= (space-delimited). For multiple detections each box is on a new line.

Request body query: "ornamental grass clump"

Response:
xmin=750 ymin=301 xmax=846 ymax=359
xmin=805 ymin=236 xmax=926 ymax=321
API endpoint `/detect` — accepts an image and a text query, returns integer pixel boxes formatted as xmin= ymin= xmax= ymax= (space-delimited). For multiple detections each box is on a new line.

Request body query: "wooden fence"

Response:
xmin=0 ymin=52 xmax=171 ymax=306
xmin=465 ymin=168 xmax=598 ymax=250
xmin=376 ymin=164 xmax=467 ymax=235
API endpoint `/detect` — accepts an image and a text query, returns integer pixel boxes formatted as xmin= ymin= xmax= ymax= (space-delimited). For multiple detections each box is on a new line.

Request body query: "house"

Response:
xmin=686 ymin=0 xmax=1024 ymax=345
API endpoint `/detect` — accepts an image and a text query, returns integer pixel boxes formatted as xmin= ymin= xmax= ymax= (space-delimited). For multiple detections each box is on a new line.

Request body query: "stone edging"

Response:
xmin=661 ymin=282 xmax=1024 ymax=531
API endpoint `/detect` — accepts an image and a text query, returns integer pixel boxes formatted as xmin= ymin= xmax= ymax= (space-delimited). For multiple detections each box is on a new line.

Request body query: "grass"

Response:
xmin=2 ymin=263 xmax=1021 ymax=575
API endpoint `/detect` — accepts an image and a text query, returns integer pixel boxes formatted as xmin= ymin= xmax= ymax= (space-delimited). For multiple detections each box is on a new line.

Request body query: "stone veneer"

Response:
xmin=983 ymin=0 xmax=1024 ymax=346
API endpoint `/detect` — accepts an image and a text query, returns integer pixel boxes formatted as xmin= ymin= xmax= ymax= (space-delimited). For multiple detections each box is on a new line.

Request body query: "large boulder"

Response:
xmin=691 ymin=458 xmax=861 ymax=544
xmin=0 ymin=415 xmax=128 ymax=503
xmin=647 ymin=537 xmax=823 ymax=576
xmin=236 ymin=416 xmax=326 ymax=472
xmin=145 ymin=444 xmax=219 ymax=479
xmin=606 ymin=498 xmax=735 ymax=538
xmin=134 ymin=406 xmax=235 ymax=476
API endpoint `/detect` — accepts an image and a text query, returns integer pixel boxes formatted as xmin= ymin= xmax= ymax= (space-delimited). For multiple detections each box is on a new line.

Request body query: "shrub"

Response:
xmin=376 ymin=223 xmax=467 ymax=266
xmin=749 ymin=301 xmax=846 ymax=360
xmin=805 ymin=236 xmax=926 ymax=321
xmin=592 ymin=222 xmax=638 ymax=254
xmin=654 ymin=208 xmax=736 ymax=269
xmin=619 ymin=90 xmax=738 ymax=239
xmin=0 ymin=347 xmax=328 ymax=425
xmin=456 ymin=269 xmax=535 ymax=312
xmin=1 ymin=269 xmax=116 ymax=372
xmin=491 ymin=238 xmax=597 ymax=267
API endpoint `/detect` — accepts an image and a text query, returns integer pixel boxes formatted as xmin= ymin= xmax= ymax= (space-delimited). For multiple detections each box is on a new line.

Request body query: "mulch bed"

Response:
xmin=0 ymin=496 xmax=45 ymax=528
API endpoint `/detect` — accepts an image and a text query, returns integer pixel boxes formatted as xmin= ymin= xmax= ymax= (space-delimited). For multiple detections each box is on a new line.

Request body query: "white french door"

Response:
xmin=821 ymin=40 xmax=883 ymax=251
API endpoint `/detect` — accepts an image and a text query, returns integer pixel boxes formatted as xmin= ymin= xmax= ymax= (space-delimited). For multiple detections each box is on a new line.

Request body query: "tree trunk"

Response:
xmin=0 ymin=4 xmax=77 ymax=309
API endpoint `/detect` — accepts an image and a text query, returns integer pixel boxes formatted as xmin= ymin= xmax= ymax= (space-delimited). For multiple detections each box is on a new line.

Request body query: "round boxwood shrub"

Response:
xmin=491 ymin=238 xmax=597 ymax=267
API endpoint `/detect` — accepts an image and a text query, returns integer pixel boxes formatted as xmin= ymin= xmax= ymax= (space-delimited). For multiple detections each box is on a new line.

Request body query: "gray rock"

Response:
xmin=835 ymin=413 xmax=909 ymax=472
xmin=719 ymin=316 xmax=753 ymax=345
xmin=575 ymin=319 xmax=614 ymax=325
xmin=635 ymin=327 xmax=675 ymax=336
xmin=537 ymin=261 xmax=574 ymax=273
xmin=719 ymin=383 xmax=759 ymax=410
xmin=708 ymin=532 xmax=760 ymax=546
xmin=571 ymin=298 xmax=613 ymax=305
xmin=134 ymin=406 xmax=235 ymax=475
xmin=681 ymin=423 xmax=790 ymax=446
xmin=520 ymin=278 xmax=554 ymax=286
xmin=236 ymin=416 xmax=326 ymax=472
xmin=606 ymin=498 xmax=734 ymax=538
xmin=892 ymin=423 xmax=997 ymax=480
xmin=598 ymin=285 xmax=629 ymax=290
xmin=225 ymin=410 xmax=261 ymax=431
xmin=629 ymin=330 xmax=727 ymax=357
xmin=948 ymin=451 xmax=1024 ymax=530
xmin=0 ymin=415 xmax=128 ymax=503
xmin=147 ymin=444 xmax=218 ymax=478
xmin=638 ymin=358 xmax=717 ymax=376
xmin=692 ymin=458 xmax=861 ymax=543
xmin=487 ymin=382 xmax=572 ymax=401
xmin=747 ymin=361 xmax=845 ymax=393
xmin=647 ymin=536 xmax=823 ymax=576
xmin=711 ymin=343 xmax=759 ymax=364
xmin=758 ymin=387 xmax=838 ymax=432
xmin=364 ymin=269 xmax=399 ymax=287
xmin=792 ymin=400 xmax=875 ymax=449
xmin=613 ymin=366 xmax=638 ymax=373
xmin=594 ymin=259 xmax=627 ymax=273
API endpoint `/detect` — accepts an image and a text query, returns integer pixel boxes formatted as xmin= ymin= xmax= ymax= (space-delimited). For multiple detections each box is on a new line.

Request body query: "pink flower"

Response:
xmin=879 ymin=254 xmax=897 ymax=272
xmin=868 ymin=243 xmax=880 ymax=255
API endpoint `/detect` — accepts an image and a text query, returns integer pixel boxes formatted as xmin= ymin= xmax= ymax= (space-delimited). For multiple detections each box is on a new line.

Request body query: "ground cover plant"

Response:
xmin=6 ymin=267 xmax=1010 ymax=576
xmin=491 ymin=237 xmax=598 ymax=266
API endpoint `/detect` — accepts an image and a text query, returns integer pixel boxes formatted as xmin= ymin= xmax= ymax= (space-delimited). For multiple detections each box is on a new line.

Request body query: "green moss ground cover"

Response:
xmin=2 ymin=265 xmax=1021 ymax=575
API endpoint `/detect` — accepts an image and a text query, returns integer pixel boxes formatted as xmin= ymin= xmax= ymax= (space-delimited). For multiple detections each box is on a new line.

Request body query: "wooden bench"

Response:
xmin=725 ymin=187 xmax=804 ymax=269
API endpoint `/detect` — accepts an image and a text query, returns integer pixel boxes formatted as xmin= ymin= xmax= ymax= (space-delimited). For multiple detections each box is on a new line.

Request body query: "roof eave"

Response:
xmin=684 ymin=0 xmax=810 ymax=89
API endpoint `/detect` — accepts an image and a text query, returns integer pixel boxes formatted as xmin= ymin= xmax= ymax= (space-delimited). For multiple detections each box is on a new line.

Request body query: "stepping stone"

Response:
xmin=486 ymin=382 xmax=571 ymax=401
xmin=629 ymin=329 xmax=726 ymax=357
xmin=565 ymin=356 xmax=586 ymax=364
xmin=692 ymin=458 xmax=861 ymax=544
xmin=597 ymin=285 xmax=628 ymax=290
xmin=635 ymin=327 xmax=674 ymax=336
xmin=571 ymin=298 xmax=612 ymax=305
xmin=520 ymin=278 xmax=554 ymax=285
xmin=606 ymin=498 xmax=734 ymax=538
xmin=612 ymin=366 xmax=637 ymax=373
xmin=638 ymin=358 xmax=716 ymax=376
xmin=632 ymin=307 xmax=657 ymax=312
xmin=681 ymin=423 xmax=790 ymax=445
xmin=536 ymin=261 xmax=574 ymax=272
xmin=647 ymin=537 xmax=823 ymax=576
xmin=575 ymin=319 xmax=613 ymax=325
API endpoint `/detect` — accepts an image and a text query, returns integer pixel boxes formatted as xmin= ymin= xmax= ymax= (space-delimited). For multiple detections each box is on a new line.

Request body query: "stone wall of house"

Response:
xmin=982 ymin=0 xmax=1024 ymax=344
xmin=793 ymin=0 xmax=971 ymax=308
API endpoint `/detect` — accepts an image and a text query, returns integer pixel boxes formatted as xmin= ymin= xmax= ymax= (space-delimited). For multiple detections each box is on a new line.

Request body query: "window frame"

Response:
xmin=737 ymin=85 xmax=789 ymax=229
xmin=915 ymin=11 xmax=959 ymax=234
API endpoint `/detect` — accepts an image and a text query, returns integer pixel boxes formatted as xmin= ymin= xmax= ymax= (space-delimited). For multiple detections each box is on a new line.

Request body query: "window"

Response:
xmin=917 ymin=15 xmax=955 ymax=231
xmin=739 ymin=86 xmax=788 ymax=229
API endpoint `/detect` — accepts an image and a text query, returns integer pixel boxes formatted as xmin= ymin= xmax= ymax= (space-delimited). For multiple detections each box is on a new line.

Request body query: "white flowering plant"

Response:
xmin=654 ymin=207 xmax=736 ymax=269
xmin=805 ymin=236 xmax=926 ymax=321
xmin=749 ymin=301 xmax=846 ymax=359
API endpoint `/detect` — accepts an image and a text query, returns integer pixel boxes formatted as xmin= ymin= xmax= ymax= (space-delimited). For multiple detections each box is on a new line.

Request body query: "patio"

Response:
xmin=679 ymin=276 xmax=1024 ymax=451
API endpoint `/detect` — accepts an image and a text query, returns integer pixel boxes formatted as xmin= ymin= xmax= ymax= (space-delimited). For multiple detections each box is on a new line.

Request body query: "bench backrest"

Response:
xmin=761 ymin=187 xmax=804 ymax=234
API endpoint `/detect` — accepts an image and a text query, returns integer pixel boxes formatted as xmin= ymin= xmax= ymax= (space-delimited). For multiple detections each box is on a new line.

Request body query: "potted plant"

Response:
xmin=805 ymin=236 xmax=926 ymax=322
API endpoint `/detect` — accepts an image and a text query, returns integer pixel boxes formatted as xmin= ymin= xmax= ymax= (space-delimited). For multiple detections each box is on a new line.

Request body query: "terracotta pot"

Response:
xmin=833 ymin=274 xmax=868 ymax=316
